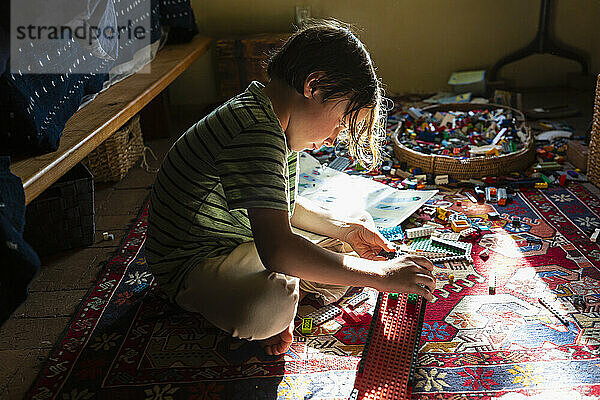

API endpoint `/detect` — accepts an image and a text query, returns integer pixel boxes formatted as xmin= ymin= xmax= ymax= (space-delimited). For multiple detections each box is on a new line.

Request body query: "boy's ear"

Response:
xmin=303 ymin=71 xmax=327 ymax=100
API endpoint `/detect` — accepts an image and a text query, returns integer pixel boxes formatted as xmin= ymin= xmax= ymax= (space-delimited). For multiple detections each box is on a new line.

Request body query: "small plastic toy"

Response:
xmin=301 ymin=318 xmax=313 ymax=334
xmin=352 ymin=292 xmax=427 ymax=399
xmin=448 ymin=274 xmax=455 ymax=284
xmin=572 ymin=294 xmax=586 ymax=311
xmin=406 ymin=225 xmax=435 ymax=239
xmin=591 ymin=228 xmax=600 ymax=243
xmin=451 ymin=219 xmax=470 ymax=232
xmin=489 ymin=274 xmax=496 ymax=295
xmin=434 ymin=175 xmax=449 ymax=185
xmin=346 ymin=291 xmax=370 ymax=308
xmin=511 ymin=216 xmax=521 ymax=227
xmin=304 ymin=304 xmax=342 ymax=326
xmin=480 ymin=248 xmax=490 ymax=260
xmin=436 ymin=207 xmax=450 ymax=221
xmin=497 ymin=188 xmax=507 ymax=206
xmin=465 ymin=192 xmax=478 ymax=203
xmin=379 ymin=226 xmax=405 ymax=242
xmin=488 ymin=212 xmax=500 ymax=220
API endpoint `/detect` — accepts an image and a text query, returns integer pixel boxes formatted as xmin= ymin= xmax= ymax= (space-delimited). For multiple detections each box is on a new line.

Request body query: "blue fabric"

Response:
xmin=0 ymin=156 xmax=41 ymax=327
xmin=0 ymin=0 xmax=162 ymax=155
xmin=159 ymin=0 xmax=198 ymax=44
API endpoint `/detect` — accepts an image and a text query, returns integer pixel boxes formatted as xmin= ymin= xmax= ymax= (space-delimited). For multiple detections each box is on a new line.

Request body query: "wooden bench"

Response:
xmin=10 ymin=35 xmax=212 ymax=205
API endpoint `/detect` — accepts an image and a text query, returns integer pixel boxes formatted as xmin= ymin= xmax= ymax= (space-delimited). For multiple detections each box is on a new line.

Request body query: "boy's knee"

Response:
xmin=232 ymin=272 xmax=300 ymax=340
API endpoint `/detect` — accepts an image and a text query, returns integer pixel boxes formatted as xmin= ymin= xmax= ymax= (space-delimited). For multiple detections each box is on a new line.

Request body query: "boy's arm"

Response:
xmin=248 ymin=207 xmax=435 ymax=300
xmin=290 ymin=196 xmax=395 ymax=260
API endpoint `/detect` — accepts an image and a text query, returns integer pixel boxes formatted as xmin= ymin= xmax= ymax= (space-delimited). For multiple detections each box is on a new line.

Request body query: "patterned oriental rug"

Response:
xmin=26 ymin=183 xmax=600 ymax=400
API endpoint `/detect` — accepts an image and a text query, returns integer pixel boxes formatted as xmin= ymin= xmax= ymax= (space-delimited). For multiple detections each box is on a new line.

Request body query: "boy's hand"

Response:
xmin=340 ymin=212 xmax=396 ymax=261
xmin=378 ymin=255 xmax=436 ymax=301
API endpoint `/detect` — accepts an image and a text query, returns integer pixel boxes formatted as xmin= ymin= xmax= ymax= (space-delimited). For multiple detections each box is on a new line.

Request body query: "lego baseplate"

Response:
xmin=378 ymin=226 xmax=405 ymax=242
xmin=351 ymin=292 xmax=427 ymax=399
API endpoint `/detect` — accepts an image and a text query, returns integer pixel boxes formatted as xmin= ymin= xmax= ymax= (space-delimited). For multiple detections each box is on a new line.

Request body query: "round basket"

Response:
xmin=392 ymin=103 xmax=535 ymax=179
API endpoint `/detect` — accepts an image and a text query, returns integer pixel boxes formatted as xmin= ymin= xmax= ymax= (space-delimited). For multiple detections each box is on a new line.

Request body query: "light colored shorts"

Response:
xmin=175 ymin=237 xmax=353 ymax=341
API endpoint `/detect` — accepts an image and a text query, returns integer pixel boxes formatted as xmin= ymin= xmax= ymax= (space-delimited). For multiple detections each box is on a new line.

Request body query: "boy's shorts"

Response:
xmin=174 ymin=235 xmax=354 ymax=341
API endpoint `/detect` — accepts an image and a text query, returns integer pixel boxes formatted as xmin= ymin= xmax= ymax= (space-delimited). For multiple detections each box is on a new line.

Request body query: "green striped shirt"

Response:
xmin=147 ymin=81 xmax=298 ymax=301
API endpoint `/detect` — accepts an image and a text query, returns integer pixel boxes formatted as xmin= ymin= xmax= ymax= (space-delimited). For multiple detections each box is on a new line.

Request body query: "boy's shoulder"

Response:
xmin=223 ymin=81 xmax=281 ymax=129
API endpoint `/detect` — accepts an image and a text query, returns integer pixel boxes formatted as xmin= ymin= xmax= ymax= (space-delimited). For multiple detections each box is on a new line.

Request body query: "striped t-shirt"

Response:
xmin=146 ymin=81 xmax=298 ymax=301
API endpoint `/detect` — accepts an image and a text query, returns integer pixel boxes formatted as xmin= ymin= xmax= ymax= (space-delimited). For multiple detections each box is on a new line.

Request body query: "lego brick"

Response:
xmin=346 ymin=291 xmax=370 ymax=308
xmin=378 ymin=226 xmax=405 ymax=242
xmin=304 ymin=304 xmax=342 ymax=326
xmin=431 ymin=236 xmax=470 ymax=255
xmin=301 ymin=318 xmax=313 ymax=334
xmin=327 ymin=156 xmax=351 ymax=171
xmin=451 ymin=220 xmax=470 ymax=232
xmin=405 ymin=225 xmax=435 ymax=239
xmin=353 ymin=292 xmax=427 ymax=399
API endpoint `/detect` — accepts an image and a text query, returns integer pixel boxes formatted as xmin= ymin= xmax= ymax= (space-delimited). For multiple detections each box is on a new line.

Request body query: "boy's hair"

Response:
xmin=267 ymin=19 xmax=386 ymax=170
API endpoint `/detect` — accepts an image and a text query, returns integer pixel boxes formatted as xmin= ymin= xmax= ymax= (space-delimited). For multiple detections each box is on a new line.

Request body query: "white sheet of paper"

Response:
xmin=297 ymin=152 xmax=437 ymax=228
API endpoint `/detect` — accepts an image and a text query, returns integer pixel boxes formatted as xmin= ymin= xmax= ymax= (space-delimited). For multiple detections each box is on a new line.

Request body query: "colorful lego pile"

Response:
xmin=392 ymin=107 xmax=529 ymax=158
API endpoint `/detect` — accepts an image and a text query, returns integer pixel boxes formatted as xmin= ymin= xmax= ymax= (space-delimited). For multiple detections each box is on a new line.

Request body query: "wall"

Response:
xmin=169 ymin=0 xmax=600 ymax=107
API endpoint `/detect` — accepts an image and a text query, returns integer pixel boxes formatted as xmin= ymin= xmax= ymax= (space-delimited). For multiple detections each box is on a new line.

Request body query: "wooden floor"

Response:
xmin=0 ymin=132 xmax=180 ymax=399
xmin=0 ymin=86 xmax=595 ymax=398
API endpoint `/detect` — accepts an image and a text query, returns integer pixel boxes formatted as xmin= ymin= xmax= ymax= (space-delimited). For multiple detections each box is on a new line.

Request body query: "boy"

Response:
xmin=147 ymin=20 xmax=435 ymax=356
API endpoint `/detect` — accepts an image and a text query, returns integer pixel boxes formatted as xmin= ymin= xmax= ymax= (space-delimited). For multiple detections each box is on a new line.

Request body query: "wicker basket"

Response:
xmin=24 ymin=163 xmax=95 ymax=256
xmin=83 ymin=115 xmax=144 ymax=182
xmin=587 ymin=75 xmax=600 ymax=186
xmin=392 ymin=103 xmax=536 ymax=179
xmin=216 ymin=33 xmax=290 ymax=100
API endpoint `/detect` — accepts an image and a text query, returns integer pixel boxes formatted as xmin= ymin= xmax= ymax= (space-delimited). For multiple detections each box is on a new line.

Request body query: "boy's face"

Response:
xmin=285 ymin=93 xmax=349 ymax=152
xmin=284 ymin=73 xmax=369 ymax=152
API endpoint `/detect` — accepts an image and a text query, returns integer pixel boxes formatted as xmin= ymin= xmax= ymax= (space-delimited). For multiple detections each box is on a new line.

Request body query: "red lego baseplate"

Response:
xmin=350 ymin=292 xmax=426 ymax=400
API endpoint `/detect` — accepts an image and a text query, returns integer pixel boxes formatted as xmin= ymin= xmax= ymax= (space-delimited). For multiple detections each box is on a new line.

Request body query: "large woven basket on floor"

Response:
xmin=392 ymin=103 xmax=535 ymax=179
xmin=587 ymin=75 xmax=600 ymax=187
xmin=83 ymin=115 xmax=144 ymax=182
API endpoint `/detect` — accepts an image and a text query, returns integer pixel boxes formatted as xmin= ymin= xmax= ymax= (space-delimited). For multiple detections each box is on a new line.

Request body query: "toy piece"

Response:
xmin=497 ymin=188 xmax=507 ymax=206
xmin=431 ymin=236 xmax=469 ymax=255
xmin=474 ymin=186 xmax=485 ymax=201
xmin=343 ymin=309 xmax=364 ymax=325
xmin=434 ymin=175 xmax=449 ymax=185
xmin=388 ymin=292 xmax=399 ymax=300
xmin=527 ymin=237 xmax=543 ymax=245
xmin=436 ymin=207 xmax=450 ymax=221
xmin=488 ymin=212 xmax=500 ymax=220
xmin=352 ymin=292 xmax=427 ymax=399
xmin=448 ymin=274 xmax=455 ymax=284
xmin=480 ymin=248 xmax=490 ymax=260
xmin=511 ymin=216 xmax=521 ymax=227
xmin=301 ymin=318 xmax=313 ymax=334
xmin=328 ymin=156 xmax=351 ymax=171
xmin=451 ymin=219 xmax=470 ymax=232
xmin=465 ymin=191 xmax=478 ymax=203
xmin=379 ymin=225 xmax=405 ymax=242
xmin=538 ymin=298 xmax=569 ymax=326
xmin=489 ymin=274 xmax=496 ymax=295
xmin=559 ymin=174 xmax=567 ymax=186
xmin=433 ymin=231 xmax=461 ymax=241
xmin=406 ymin=225 xmax=435 ymax=239
xmin=485 ymin=187 xmax=497 ymax=203
xmin=591 ymin=228 xmax=600 ymax=243
xmin=346 ymin=291 xmax=370 ymax=308
xmin=304 ymin=304 xmax=342 ymax=326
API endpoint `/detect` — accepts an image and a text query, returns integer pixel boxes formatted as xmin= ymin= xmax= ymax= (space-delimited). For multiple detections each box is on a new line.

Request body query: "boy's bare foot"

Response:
xmin=260 ymin=320 xmax=294 ymax=355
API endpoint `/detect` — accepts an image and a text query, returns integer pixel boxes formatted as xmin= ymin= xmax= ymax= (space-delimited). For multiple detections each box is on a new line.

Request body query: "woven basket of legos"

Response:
xmin=82 ymin=115 xmax=145 ymax=182
xmin=587 ymin=74 xmax=600 ymax=187
xmin=392 ymin=103 xmax=535 ymax=179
